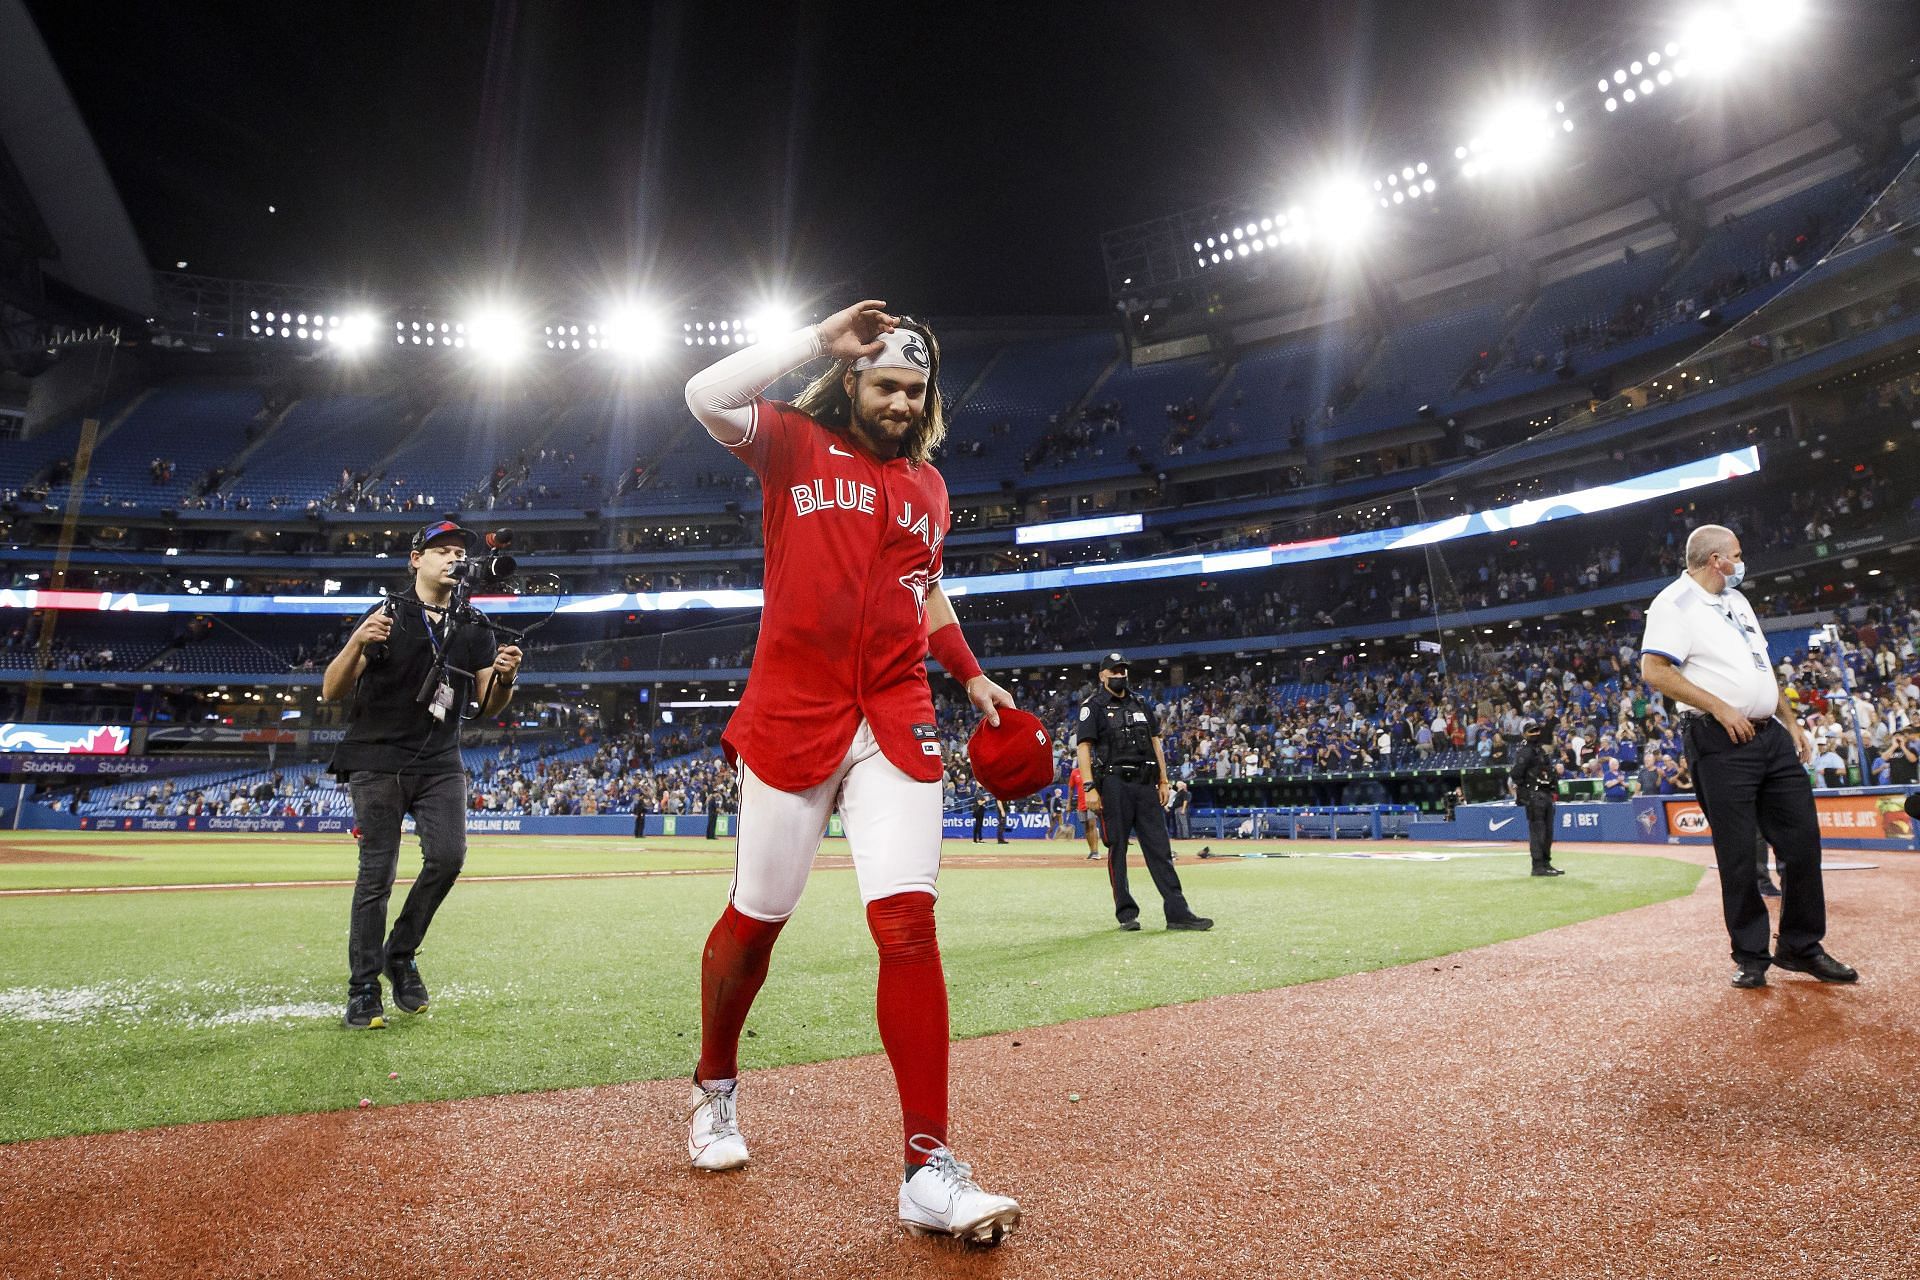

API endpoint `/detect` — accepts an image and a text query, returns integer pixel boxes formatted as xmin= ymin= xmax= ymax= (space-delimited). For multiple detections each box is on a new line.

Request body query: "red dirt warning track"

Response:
xmin=2 ymin=847 xmax=1915 ymax=1279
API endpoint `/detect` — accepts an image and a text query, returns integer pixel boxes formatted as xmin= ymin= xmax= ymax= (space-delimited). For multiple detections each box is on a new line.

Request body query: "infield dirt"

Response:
xmin=3 ymin=844 xmax=1914 ymax=1279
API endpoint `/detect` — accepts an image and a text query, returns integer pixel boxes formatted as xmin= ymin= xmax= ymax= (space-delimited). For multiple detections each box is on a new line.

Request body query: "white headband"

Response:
xmin=852 ymin=327 xmax=932 ymax=377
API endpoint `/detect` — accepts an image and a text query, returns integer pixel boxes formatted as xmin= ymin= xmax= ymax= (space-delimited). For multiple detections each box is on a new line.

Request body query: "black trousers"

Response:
xmin=1682 ymin=717 xmax=1826 ymax=966
xmin=346 ymin=770 xmax=469 ymax=990
xmin=1523 ymin=791 xmax=1556 ymax=868
xmin=1097 ymin=778 xmax=1196 ymax=925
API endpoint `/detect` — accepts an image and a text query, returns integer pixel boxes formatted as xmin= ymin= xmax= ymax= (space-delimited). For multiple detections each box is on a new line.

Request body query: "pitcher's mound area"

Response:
xmin=3 ymin=850 xmax=1915 ymax=1279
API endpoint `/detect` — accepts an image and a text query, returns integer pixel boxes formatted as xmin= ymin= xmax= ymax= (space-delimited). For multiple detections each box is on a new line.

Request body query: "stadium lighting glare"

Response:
xmin=464 ymin=309 xmax=525 ymax=367
xmin=1462 ymin=100 xmax=1558 ymax=177
xmin=745 ymin=305 xmax=797 ymax=340
xmin=331 ymin=312 xmax=377 ymax=352
xmin=602 ymin=306 xmax=666 ymax=361
xmin=1678 ymin=9 xmax=1746 ymax=75
xmin=1307 ymin=178 xmax=1375 ymax=250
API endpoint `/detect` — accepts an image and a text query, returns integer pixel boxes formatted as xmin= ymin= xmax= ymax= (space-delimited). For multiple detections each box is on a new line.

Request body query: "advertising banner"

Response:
xmin=3 ymin=754 xmax=226 ymax=778
xmin=1664 ymin=794 xmax=1914 ymax=842
xmin=145 ymin=726 xmax=298 ymax=746
xmin=940 ymin=809 xmax=1058 ymax=841
xmin=0 ymin=723 xmax=131 ymax=754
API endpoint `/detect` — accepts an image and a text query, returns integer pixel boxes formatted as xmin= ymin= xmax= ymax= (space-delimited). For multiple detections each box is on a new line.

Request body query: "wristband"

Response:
xmin=927 ymin=622 xmax=984 ymax=685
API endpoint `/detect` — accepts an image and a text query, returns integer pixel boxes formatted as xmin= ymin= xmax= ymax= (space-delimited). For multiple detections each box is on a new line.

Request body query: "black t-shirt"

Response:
xmin=1888 ymin=748 xmax=1918 ymax=786
xmin=328 ymin=595 xmax=496 ymax=779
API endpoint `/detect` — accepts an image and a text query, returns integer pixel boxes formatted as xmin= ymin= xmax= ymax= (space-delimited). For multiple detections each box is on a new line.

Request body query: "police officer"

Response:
xmin=1508 ymin=719 xmax=1564 ymax=877
xmin=1075 ymin=653 xmax=1211 ymax=932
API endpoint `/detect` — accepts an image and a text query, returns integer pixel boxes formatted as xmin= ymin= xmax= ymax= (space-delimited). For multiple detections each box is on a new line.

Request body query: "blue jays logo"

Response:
xmin=1636 ymin=808 xmax=1657 ymax=835
xmin=901 ymin=333 xmax=929 ymax=370
xmin=898 ymin=568 xmax=932 ymax=619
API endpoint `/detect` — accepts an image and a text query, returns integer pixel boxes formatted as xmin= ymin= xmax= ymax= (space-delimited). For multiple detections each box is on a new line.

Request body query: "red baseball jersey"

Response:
xmin=720 ymin=400 xmax=950 ymax=791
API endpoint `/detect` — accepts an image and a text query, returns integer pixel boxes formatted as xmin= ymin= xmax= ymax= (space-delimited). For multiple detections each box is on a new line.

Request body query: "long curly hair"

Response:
xmin=789 ymin=315 xmax=946 ymax=466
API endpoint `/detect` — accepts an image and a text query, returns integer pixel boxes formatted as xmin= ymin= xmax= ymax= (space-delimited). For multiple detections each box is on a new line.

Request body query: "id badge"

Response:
xmin=428 ymin=680 xmax=455 ymax=722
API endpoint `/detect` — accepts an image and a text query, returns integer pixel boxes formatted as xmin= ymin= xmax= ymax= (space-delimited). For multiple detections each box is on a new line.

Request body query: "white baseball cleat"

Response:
xmin=687 ymin=1081 xmax=749 ymax=1172
xmin=897 ymin=1143 xmax=1022 ymax=1245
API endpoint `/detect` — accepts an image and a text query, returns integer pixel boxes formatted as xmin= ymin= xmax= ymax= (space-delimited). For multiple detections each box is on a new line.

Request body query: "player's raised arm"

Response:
xmin=683 ymin=299 xmax=897 ymax=445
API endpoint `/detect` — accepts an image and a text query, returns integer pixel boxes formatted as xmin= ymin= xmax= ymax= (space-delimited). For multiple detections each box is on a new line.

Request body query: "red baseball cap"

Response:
xmin=967 ymin=707 xmax=1056 ymax=802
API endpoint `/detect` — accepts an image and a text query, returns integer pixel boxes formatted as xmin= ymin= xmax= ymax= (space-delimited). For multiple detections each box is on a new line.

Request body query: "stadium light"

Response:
xmin=465 ymin=308 xmax=524 ymax=367
xmin=1307 ymin=177 xmax=1375 ymax=251
xmin=1461 ymin=99 xmax=1560 ymax=178
xmin=602 ymin=306 xmax=666 ymax=361
xmin=745 ymin=305 xmax=798 ymax=342
xmin=331 ymin=312 xmax=377 ymax=352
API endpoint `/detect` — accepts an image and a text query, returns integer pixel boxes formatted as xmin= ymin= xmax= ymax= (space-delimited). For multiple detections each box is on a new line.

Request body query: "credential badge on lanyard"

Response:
xmin=423 ymin=607 xmax=456 ymax=722
xmin=1712 ymin=599 xmax=1767 ymax=671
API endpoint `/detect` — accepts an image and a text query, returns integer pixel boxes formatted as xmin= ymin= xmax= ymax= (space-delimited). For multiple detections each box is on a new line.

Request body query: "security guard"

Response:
xmin=1508 ymin=720 xmax=1564 ymax=876
xmin=1075 ymin=653 xmax=1211 ymax=932
xmin=1640 ymin=523 xmax=1857 ymax=989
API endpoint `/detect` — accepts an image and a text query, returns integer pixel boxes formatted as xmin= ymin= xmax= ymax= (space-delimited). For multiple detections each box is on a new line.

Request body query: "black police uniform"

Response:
xmin=1078 ymin=682 xmax=1204 ymax=928
xmin=1508 ymin=735 xmax=1561 ymax=874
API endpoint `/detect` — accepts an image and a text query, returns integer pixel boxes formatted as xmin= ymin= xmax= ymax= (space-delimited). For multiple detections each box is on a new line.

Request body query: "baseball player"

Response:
xmin=680 ymin=300 xmax=1022 ymax=1244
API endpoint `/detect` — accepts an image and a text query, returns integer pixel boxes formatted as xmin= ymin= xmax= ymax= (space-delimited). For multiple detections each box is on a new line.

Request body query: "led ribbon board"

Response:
xmin=0 ymin=723 xmax=132 ymax=754
xmin=0 ymin=448 xmax=1758 ymax=615
xmin=1013 ymin=513 xmax=1144 ymax=545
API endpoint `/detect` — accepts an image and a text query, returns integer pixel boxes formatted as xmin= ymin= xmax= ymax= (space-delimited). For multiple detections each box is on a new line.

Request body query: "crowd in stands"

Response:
xmin=928 ymin=589 xmax=1920 ymax=810
xmin=39 ymin=585 xmax=1918 ymax=824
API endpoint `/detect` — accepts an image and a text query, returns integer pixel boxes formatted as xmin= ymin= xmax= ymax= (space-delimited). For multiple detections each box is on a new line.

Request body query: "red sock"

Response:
xmin=696 ymin=903 xmax=786 ymax=1082
xmin=867 ymin=893 xmax=949 ymax=1164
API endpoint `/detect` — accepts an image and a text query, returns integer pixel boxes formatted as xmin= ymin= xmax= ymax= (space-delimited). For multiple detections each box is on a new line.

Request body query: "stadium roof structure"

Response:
xmin=0 ymin=0 xmax=153 ymax=372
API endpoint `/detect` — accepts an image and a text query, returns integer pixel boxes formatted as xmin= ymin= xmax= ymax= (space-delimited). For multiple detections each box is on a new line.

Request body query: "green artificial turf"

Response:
xmin=0 ymin=837 xmax=1700 ymax=1141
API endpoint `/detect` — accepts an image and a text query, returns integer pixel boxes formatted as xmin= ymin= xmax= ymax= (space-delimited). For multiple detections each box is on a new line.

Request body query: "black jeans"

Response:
xmin=347 ymin=770 xmax=469 ymax=990
xmin=1682 ymin=717 xmax=1826 ymax=966
xmin=1097 ymin=778 xmax=1196 ymax=925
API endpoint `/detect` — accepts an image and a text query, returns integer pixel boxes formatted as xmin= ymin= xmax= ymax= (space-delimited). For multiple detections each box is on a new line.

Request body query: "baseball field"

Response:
xmin=4 ymin=833 xmax=1916 ymax=1279
xmin=0 ymin=833 xmax=1693 ymax=1141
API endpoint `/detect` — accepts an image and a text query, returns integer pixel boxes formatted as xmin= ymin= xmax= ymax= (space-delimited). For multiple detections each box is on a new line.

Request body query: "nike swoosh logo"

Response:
xmin=828 ymin=444 xmax=854 ymax=457
xmin=1489 ymin=817 xmax=1517 ymax=831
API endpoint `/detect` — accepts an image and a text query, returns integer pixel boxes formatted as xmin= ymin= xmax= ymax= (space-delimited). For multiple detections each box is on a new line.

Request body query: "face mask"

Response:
xmin=1722 ymin=557 xmax=1746 ymax=589
xmin=1105 ymin=675 xmax=1129 ymax=696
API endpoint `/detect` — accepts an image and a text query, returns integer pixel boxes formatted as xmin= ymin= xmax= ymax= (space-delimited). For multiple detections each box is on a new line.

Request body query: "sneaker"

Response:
xmin=687 ymin=1081 xmax=749 ymax=1171
xmin=1085 ymin=850 xmax=1101 ymax=860
xmin=1757 ymin=880 xmax=1781 ymax=899
xmin=1166 ymin=916 xmax=1214 ymax=931
xmin=1771 ymin=948 xmax=1859 ymax=983
xmin=1118 ymin=919 xmax=1141 ymax=931
xmin=1531 ymin=866 xmax=1566 ymax=877
xmin=343 ymin=986 xmax=386 ymax=1029
xmin=385 ymin=954 xmax=430 ymax=1014
xmin=898 ymin=1142 xmax=1021 ymax=1244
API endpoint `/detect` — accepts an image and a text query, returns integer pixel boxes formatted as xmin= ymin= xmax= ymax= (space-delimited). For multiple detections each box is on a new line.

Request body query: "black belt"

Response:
xmin=1680 ymin=712 xmax=1776 ymax=732
xmin=1105 ymin=762 xmax=1158 ymax=783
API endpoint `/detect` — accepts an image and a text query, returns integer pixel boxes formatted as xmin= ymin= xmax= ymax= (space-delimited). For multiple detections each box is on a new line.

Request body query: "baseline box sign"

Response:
xmin=1664 ymin=795 xmax=1914 ymax=842
xmin=0 ymin=723 xmax=131 ymax=755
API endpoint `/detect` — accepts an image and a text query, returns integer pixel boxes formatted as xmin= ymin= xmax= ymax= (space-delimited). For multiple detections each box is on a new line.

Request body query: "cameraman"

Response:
xmin=322 ymin=519 xmax=523 ymax=1030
